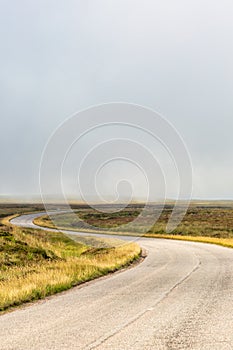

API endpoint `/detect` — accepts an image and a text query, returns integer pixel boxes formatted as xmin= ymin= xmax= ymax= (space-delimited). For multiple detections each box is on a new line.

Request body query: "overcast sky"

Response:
xmin=0 ymin=0 xmax=233 ymax=200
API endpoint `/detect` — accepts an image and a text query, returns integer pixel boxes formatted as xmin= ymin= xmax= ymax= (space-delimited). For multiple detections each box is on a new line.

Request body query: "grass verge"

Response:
xmin=0 ymin=219 xmax=141 ymax=313
xmin=143 ymin=233 xmax=233 ymax=249
xmin=33 ymin=208 xmax=233 ymax=250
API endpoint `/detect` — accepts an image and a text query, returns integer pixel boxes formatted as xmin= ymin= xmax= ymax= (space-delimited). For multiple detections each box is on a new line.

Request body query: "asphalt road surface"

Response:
xmin=0 ymin=213 xmax=233 ymax=350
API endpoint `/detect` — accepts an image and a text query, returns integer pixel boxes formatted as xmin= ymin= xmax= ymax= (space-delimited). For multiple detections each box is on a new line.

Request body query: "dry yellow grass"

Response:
xmin=34 ymin=212 xmax=233 ymax=250
xmin=0 ymin=220 xmax=141 ymax=312
xmin=0 ymin=244 xmax=140 ymax=312
xmin=144 ymin=233 xmax=233 ymax=249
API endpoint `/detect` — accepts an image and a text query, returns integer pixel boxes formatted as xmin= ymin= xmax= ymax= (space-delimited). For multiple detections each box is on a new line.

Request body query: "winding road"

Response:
xmin=1 ymin=212 xmax=233 ymax=349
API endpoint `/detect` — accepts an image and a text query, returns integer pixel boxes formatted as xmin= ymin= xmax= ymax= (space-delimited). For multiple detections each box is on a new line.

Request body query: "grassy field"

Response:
xmin=34 ymin=202 xmax=233 ymax=249
xmin=0 ymin=203 xmax=44 ymax=220
xmin=0 ymin=208 xmax=141 ymax=312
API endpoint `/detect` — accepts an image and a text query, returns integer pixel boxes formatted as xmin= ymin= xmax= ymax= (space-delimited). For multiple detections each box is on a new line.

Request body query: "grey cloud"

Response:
xmin=0 ymin=0 xmax=233 ymax=199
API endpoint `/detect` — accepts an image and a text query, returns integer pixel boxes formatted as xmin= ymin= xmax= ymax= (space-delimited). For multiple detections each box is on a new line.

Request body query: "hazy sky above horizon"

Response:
xmin=1 ymin=0 xmax=233 ymax=200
